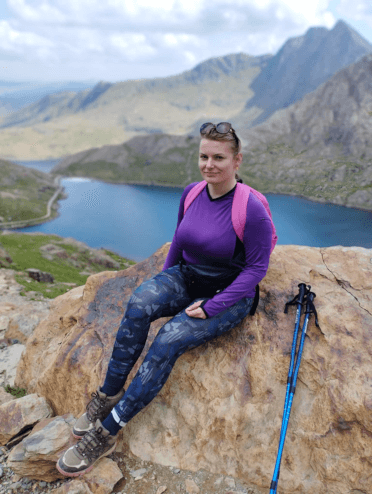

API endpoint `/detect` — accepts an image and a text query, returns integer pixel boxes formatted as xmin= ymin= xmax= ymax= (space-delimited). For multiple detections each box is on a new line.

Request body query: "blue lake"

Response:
xmin=12 ymin=160 xmax=372 ymax=261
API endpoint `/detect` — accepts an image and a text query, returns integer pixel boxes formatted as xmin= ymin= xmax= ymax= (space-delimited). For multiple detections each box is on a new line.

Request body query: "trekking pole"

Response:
xmin=280 ymin=283 xmax=309 ymax=440
xmin=269 ymin=283 xmax=309 ymax=493
xmin=269 ymin=291 xmax=319 ymax=494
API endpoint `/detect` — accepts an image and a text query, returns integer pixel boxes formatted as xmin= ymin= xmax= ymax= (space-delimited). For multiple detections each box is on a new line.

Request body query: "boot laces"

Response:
xmin=86 ymin=391 xmax=106 ymax=422
xmin=76 ymin=426 xmax=107 ymax=461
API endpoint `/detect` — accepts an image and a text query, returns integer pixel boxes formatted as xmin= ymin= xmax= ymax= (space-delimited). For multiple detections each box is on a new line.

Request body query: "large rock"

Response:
xmin=7 ymin=414 xmax=75 ymax=481
xmin=15 ymin=244 xmax=372 ymax=494
xmin=0 ymin=393 xmax=53 ymax=445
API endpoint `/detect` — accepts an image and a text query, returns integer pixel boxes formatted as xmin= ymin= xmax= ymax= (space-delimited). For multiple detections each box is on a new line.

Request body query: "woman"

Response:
xmin=57 ymin=122 xmax=273 ymax=477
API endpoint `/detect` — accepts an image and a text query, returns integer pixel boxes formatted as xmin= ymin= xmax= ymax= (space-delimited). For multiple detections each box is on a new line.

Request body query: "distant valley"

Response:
xmin=53 ymin=53 xmax=372 ymax=211
xmin=1 ymin=20 xmax=372 ymax=212
xmin=0 ymin=20 xmax=371 ymax=160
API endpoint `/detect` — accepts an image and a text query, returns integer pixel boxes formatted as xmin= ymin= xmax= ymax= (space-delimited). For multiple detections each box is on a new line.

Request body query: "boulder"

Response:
xmin=0 ymin=393 xmax=53 ymax=445
xmin=26 ymin=268 xmax=54 ymax=283
xmin=7 ymin=414 xmax=75 ymax=481
xmin=15 ymin=244 xmax=372 ymax=494
xmin=7 ymin=414 xmax=123 ymax=487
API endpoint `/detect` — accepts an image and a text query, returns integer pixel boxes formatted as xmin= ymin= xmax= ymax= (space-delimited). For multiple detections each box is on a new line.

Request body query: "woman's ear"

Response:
xmin=235 ymin=152 xmax=243 ymax=168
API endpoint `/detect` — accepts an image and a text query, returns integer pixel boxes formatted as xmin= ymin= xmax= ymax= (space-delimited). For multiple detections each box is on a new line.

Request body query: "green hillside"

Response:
xmin=0 ymin=160 xmax=62 ymax=225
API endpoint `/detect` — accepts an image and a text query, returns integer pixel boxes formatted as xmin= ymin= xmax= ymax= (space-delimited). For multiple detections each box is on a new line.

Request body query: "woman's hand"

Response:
xmin=185 ymin=300 xmax=207 ymax=319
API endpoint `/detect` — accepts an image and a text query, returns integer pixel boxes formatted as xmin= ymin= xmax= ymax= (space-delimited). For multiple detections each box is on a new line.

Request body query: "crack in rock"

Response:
xmin=320 ymin=249 xmax=372 ymax=318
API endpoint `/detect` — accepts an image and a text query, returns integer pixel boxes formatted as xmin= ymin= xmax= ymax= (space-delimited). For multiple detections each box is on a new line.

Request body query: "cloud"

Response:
xmin=337 ymin=0 xmax=372 ymax=23
xmin=1 ymin=0 xmax=339 ymax=81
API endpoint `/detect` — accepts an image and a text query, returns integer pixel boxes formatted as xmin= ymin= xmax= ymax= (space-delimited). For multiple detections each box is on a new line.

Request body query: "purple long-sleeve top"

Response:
xmin=162 ymin=182 xmax=272 ymax=317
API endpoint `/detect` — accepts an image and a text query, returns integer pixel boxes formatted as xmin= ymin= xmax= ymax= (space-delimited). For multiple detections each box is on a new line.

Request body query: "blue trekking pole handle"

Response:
xmin=270 ymin=291 xmax=316 ymax=494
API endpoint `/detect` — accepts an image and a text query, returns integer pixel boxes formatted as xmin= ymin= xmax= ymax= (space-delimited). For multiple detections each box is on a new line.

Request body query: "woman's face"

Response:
xmin=198 ymin=138 xmax=242 ymax=186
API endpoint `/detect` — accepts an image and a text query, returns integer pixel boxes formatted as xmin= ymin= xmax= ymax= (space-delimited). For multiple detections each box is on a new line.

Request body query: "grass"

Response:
xmin=0 ymin=232 xmax=136 ymax=299
xmin=4 ymin=384 xmax=27 ymax=398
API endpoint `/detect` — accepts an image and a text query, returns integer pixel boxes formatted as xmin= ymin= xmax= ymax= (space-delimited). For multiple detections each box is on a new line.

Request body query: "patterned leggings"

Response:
xmin=105 ymin=264 xmax=253 ymax=425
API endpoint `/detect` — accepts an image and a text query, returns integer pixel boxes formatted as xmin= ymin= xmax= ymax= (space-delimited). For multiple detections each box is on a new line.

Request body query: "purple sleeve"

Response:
xmin=202 ymin=196 xmax=272 ymax=318
xmin=162 ymin=183 xmax=198 ymax=271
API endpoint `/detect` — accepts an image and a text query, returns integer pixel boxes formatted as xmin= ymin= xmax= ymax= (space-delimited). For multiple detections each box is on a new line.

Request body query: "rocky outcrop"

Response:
xmin=15 ymin=244 xmax=372 ymax=494
xmin=0 ymin=394 xmax=53 ymax=445
xmin=7 ymin=414 xmax=76 ymax=481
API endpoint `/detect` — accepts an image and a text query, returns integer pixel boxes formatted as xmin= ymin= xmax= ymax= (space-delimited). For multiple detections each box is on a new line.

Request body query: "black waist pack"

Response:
xmin=179 ymin=258 xmax=243 ymax=299
xmin=179 ymin=258 xmax=259 ymax=316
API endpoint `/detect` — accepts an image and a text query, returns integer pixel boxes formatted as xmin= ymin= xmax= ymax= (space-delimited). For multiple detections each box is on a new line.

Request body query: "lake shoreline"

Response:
xmin=53 ymin=175 xmax=372 ymax=214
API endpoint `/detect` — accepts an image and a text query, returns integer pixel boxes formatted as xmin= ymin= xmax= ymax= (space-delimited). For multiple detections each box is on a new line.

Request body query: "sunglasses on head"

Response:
xmin=200 ymin=122 xmax=239 ymax=145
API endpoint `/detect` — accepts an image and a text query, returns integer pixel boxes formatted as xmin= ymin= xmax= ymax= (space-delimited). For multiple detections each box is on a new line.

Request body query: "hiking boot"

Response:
xmin=72 ymin=387 xmax=124 ymax=439
xmin=57 ymin=419 xmax=117 ymax=477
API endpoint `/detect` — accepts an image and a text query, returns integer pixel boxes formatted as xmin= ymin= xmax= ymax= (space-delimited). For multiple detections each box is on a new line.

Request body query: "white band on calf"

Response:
xmin=112 ymin=408 xmax=127 ymax=427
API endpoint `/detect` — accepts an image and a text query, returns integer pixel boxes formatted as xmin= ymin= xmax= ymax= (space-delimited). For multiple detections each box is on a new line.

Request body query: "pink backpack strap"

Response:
xmin=233 ymin=183 xmax=278 ymax=253
xmin=185 ymin=181 xmax=278 ymax=254
xmin=184 ymin=181 xmax=207 ymax=215
xmin=232 ymin=183 xmax=250 ymax=243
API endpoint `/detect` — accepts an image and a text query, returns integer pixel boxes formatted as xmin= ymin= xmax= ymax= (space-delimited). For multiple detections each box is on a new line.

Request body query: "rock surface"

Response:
xmin=7 ymin=414 xmax=75 ymax=481
xmin=0 ymin=393 xmax=53 ymax=445
xmin=53 ymin=458 xmax=123 ymax=494
xmin=15 ymin=244 xmax=372 ymax=494
xmin=0 ymin=387 xmax=15 ymax=406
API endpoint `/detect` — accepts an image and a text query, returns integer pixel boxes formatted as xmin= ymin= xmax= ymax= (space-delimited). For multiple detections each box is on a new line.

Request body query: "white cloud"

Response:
xmin=0 ymin=19 xmax=53 ymax=53
xmin=337 ymin=0 xmax=372 ymax=22
xmin=0 ymin=0 xmax=351 ymax=81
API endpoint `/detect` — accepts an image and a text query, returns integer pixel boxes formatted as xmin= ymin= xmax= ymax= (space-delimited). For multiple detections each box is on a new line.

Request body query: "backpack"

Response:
xmin=184 ymin=181 xmax=278 ymax=252
xmin=183 ymin=180 xmax=278 ymax=315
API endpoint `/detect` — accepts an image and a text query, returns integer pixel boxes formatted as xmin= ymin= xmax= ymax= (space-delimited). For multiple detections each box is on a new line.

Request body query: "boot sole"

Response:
xmin=56 ymin=442 xmax=117 ymax=477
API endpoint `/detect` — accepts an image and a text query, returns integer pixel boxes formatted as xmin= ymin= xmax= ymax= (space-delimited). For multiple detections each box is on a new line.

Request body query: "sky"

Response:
xmin=0 ymin=0 xmax=372 ymax=83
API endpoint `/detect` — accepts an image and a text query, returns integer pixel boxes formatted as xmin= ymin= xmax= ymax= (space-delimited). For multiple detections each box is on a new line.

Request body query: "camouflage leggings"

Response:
xmin=106 ymin=264 xmax=253 ymax=425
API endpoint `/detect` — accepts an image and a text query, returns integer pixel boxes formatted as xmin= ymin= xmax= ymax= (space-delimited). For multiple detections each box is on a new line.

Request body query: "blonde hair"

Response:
xmin=200 ymin=124 xmax=241 ymax=155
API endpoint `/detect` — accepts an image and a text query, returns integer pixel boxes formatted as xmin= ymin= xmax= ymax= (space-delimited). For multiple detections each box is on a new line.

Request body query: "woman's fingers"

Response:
xmin=185 ymin=304 xmax=206 ymax=319
xmin=187 ymin=300 xmax=203 ymax=311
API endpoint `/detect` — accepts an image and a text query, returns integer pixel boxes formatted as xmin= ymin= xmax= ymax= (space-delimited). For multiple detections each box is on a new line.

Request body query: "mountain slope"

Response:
xmin=243 ymin=20 xmax=372 ymax=125
xmin=1 ymin=21 xmax=371 ymax=160
xmin=0 ymin=54 xmax=269 ymax=130
xmin=0 ymin=160 xmax=61 ymax=224
xmin=238 ymin=54 xmax=372 ymax=210
xmin=52 ymin=134 xmax=201 ymax=186
xmin=52 ymin=54 xmax=372 ymax=211
xmin=0 ymin=81 xmax=96 ymax=119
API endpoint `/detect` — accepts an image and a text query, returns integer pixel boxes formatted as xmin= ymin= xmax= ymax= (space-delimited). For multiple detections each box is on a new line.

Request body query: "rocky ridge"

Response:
xmin=242 ymin=20 xmax=372 ymax=125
